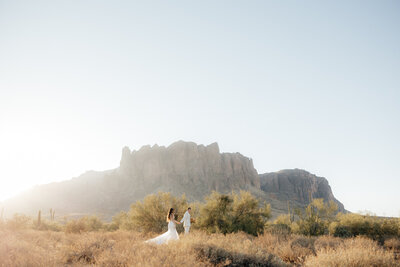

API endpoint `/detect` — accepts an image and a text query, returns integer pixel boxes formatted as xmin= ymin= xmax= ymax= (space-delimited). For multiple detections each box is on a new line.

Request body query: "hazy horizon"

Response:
xmin=1 ymin=1 xmax=399 ymax=217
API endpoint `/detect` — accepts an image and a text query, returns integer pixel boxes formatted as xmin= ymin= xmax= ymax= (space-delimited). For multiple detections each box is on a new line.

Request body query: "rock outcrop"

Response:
xmin=119 ymin=141 xmax=260 ymax=194
xmin=1 ymin=141 xmax=345 ymax=219
xmin=260 ymin=169 xmax=345 ymax=212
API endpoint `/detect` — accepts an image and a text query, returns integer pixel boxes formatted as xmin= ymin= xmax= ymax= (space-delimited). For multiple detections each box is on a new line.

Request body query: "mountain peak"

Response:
xmin=2 ymin=141 xmax=345 ymax=219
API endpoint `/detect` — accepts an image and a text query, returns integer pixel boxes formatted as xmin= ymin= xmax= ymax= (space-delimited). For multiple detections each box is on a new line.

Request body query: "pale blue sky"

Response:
xmin=0 ymin=1 xmax=399 ymax=216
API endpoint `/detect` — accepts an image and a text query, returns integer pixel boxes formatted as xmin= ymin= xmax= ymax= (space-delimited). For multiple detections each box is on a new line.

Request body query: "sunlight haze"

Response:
xmin=0 ymin=1 xmax=399 ymax=217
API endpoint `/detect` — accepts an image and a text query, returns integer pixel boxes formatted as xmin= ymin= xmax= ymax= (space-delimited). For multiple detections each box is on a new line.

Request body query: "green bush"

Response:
xmin=125 ymin=192 xmax=188 ymax=233
xmin=265 ymin=223 xmax=292 ymax=235
xmin=329 ymin=213 xmax=399 ymax=241
xmin=197 ymin=191 xmax=271 ymax=236
xmin=231 ymin=191 xmax=271 ymax=235
xmin=294 ymin=199 xmax=338 ymax=236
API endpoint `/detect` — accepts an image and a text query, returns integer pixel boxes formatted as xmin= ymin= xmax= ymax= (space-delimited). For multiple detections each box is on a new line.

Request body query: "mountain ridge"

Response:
xmin=1 ymin=141 xmax=345 ymax=219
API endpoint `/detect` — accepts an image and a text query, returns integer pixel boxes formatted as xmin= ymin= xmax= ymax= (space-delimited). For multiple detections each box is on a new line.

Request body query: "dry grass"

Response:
xmin=384 ymin=237 xmax=400 ymax=260
xmin=255 ymin=234 xmax=318 ymax=265
xmin=305 ymin=236 xmax=400 ymax=267
xmin=1 ymin=229 xmax=399 ymax=266
xmin=0 ymin=229 xmax=288 ymax=266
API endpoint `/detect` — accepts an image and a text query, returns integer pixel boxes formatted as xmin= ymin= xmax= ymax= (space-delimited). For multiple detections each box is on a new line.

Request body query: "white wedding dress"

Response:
xmin=145 ymin=221 xmax=179 ymax=245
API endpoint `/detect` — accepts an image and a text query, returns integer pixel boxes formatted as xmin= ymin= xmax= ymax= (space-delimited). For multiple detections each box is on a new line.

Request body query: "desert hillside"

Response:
xmin=1 ymin=141 xmax=344 ymax=219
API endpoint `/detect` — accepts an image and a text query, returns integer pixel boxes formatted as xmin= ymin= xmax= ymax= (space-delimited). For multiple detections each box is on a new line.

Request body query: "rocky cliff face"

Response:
xmin=2 ymin=141 xmax=261 ymax=219
xmin=1 ymin=141 xmax=345 ymax=219
xmin=260 ymin=169 xmax=345 ymax=212
xmin=119 ymin=141 xmax=260 ymax=197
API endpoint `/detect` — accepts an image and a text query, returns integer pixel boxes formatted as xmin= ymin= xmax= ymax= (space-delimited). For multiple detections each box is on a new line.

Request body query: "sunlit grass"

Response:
xmin=1 ymin=228 xmax=399 ymax=266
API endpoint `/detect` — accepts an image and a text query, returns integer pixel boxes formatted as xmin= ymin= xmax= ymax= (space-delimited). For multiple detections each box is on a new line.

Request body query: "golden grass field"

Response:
xmin=1 ymin=229 xmax=399 ymax=267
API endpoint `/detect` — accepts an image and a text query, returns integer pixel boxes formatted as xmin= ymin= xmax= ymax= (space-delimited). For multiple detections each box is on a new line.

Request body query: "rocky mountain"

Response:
xmin=1 ymin=141 xmax=345 ymax=219
xmin=259 ymin=169 xmax=345 ymax=213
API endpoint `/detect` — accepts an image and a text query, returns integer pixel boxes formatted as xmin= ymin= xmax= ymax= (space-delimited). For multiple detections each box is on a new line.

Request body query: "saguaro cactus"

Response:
xmin=37 ymin=210 xmax=41 ymax=226
xmin=49 ymin=208 xmax=56 ymax=221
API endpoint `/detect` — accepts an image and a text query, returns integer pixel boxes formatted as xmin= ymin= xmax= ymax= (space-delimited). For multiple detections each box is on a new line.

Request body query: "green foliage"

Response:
xmin=295 ymin=199 xmax=338 ymax=236
xmin=197 ymin=191 xmax=271 ymax=236
xmin=125 ymin=192 xmax=188 ymax=233
xmin=197 ymin=192 xmax=233 ymax=234
xmin=329 ymin=213 xmax=399 ymax=242
xmin=266 ymin=214 xmax=293 ymax=235
xmin=231 ymin=191 xmax=271 ymax=236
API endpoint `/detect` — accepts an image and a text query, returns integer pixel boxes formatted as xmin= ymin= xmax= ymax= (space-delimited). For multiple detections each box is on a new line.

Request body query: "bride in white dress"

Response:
xmin=145 ymin=208 xmax=181 ymax=245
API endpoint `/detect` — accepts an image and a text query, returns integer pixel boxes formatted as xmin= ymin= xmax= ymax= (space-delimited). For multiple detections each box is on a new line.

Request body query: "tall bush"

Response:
xmin=126 ymin=192 xmax=188 ymax=233
xmin=295 ymin=199 xmax=338 ymax=236
xmin=197 ymin=191 xmax=271 ymax=236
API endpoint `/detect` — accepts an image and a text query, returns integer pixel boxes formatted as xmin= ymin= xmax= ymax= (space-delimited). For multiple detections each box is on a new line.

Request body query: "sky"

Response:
xmin=0 ymin=0 xmax=399 ymax=217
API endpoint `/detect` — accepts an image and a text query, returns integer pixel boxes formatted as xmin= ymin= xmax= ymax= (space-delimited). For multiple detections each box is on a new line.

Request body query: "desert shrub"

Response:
xmin=109 ymin=211 xmax=129 ymax=231
xmin=381 ymin=218 xmax=399 ymax=236
xmin=267 ymin=214 xmax=293 ymax=235
xmin=256 ymin=233 xmax=316 ymax=265
xmin=126 ymin=192 xmax=188 ymax=233
xmin=197 ymin=192 xmax=233 ymax=234
xmin=61 ymin=234 xmax=113 ymax=264
xmin=185 ymin=231 xmax=289 ymax=267
xmin=294 ymin=199 xmax=337 ymax=236
xmin=85 ymin=216 xmax=104 ymax=231
xmin=384 ymin=237 xmax=400 ymax=251
xmin=65 ymin=216 xmax=103 ymax=233
xmin=265 ymin=223 xmax=292 ymax=235
xmin=197 ymin=191 xmax=271 ymax=236
xmin=313 ymin=235 xmax=343 ymax=251
xmin=194 ymin=243 xmax=287 ymax=266
xmin=65 ymin=219 xmax=87 ymax=233
xmin=34 ymin=220 xmax=63 ymax=232
xmin=6 ymin=214 xmax=32 ymax=230
xmin=230 ymin=191 xmax=271 ymax=235
xmin=330 ymin=213 xmax=399 ymax=242
xmin=304 ymin=236 xmax=400 ymax=267
xmin=273 ymin=214 xmax=292 ymax=226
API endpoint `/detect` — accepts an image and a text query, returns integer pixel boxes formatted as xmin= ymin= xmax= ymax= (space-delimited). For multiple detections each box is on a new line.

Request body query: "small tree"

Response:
xmin=231 ymin=191 xmax=271 ymax=235
xmin=295 ymin=198 xmax=338 ymax=236
xmin=197 ymin=191 xmax=233 ymax=234
xmin=197 ymin=191 xmax=271 ymax=236
xmin=127 ymin=192 xmax=188 ymax=233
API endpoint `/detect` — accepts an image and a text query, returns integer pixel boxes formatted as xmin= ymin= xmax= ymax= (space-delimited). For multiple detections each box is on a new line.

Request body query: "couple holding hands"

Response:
xmin=145 ymin=207 xmax=192 ymax=245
